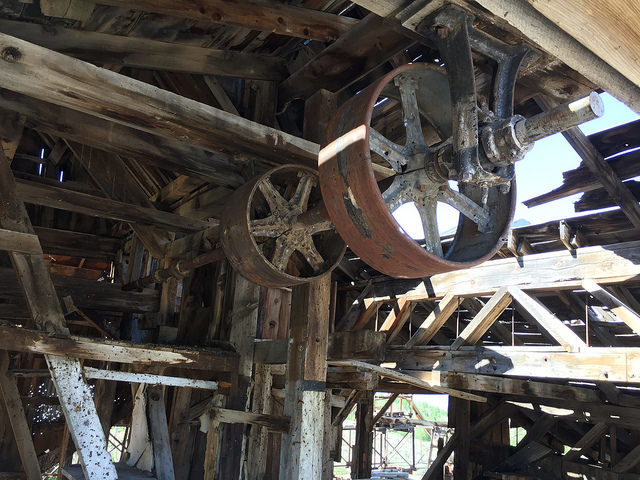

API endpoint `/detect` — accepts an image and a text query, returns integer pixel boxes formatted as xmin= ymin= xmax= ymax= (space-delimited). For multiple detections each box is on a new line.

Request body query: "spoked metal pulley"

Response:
xmin=221 ymin=164 xmax=346 ymax=287
xmin=319 ymin=6 xmax=603 ymax=279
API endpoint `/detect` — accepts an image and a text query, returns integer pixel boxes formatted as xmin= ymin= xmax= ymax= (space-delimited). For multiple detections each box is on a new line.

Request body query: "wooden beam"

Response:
xmin=0 ymin=19 xmax=288 ymax=81
xmin=34 ymin=226 xmax=120 ymax=260
xmin=405 ymin=293 xmax=459 ymax=348
xmin=0 ymin=33 xmax=319 ymax=166
xmin=564 ymin=422 xmax=608 ymax=462
xmin=16 ymin=178 xmax=211 ymax=234
xmin=210 ymin=407 xmax=290 ymax=433
xmin=278 ymin=14 xmax=413 ymax=109
xmin=396 ymin=371 xmax=614 ymax=405
xmin=583 ymin=279 xmax=640 ymax=336
xmin=525 ymin=0 xmax=640 ymax=91
xmin=0 ymin=91 xmax=243 ymax=186
xmin=379 ymin=297 xmax=416 ymax=341
xmin=0 ymin=352 xmax=41 ymax=480
xmin=372 ymin=393 xmax=399 ymax=425
xmin=451 ymin=288 xmax=512 ymax=350
xmin=0 ymin=267 xmax=158 ymax=313
xmin=381 ymin=240 xmax=640 ymax=301
xmin=473 ymin=0 xmax=640 ymax=113
xmin=97 ymin=0 xmax=357 ymax=43
xmin=253 ymin=330 xmax=385 ymax=364
xmin=509 ymin=287 xmax=587 ymax=352
xmin=328 ymin=360 xmax=486 ymax=402
xmin=390 ymin=346 xmax=640 ymax=383
xmin=0 ymin=228 xmax=42 ymax=255
xmin=83 ymin=367 xmax=218 ymax=390
xmin=0 ymin=325 xmax=237 ymax=372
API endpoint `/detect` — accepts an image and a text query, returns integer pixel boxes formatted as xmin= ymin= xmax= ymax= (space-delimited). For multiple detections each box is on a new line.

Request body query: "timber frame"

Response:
xmin=1 ymin=1 xmax=640 ymax=480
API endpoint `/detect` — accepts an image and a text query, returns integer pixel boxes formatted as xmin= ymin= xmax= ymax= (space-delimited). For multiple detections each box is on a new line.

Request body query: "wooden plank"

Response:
xmin=526 ymin=0 xmax=640 ymax=91
xmin=583 ymin=279 xmax=640 ymax=336
xmin=210 ymin=407 xmax=290 ymax=433
xmin=0 ymin=228 xmax=42 ymax=255
xmin=246 ymin=364 xmax=273 ymax=480
xmin=0 ymin=33 xmax=319 ymax=166
xmin=405 ymin=294 xmax=459 ymax=348
xmin=16 ymin=178 xmax=211 ymax=234
xmin=0 ymin=352 xmax=41 ymax=480
xmin=389 ymin=346 xmax=640 ymax=383
xmin=564 ymin=422 xmax=608 ymax=462
xmin=0 ymin=325 xmax=237 ymax=372
xmin=509 ymin=287 xmax=587 ymax=352
xmin=451 ymin=288 xmax=512 ymax=350
xmin=83 ymin=367 xmax=218 ymax=390
xmin=97 ymin=0 xmax=357 ymax=42
xmin=278 ymin=14 xmax=413 ymax=109
xmin=147 ymin=386 xmax=175 ymax=480
xmin=0 ymin=91 xmax=243 ymax=186
xmin=0 ymin=19 xmax=287 ymax=81
xmin=452 ymin=398 xmax=470 ymax=480
xmin=328 ymin=360 xmax=486 ymax=402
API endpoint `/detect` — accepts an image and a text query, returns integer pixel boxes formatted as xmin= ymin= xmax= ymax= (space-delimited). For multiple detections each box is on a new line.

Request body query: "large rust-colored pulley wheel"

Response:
xmin=319 ymin=63 xmax=515 ymax=278
xmin=221 ymin=165 xmax=346 ymax=287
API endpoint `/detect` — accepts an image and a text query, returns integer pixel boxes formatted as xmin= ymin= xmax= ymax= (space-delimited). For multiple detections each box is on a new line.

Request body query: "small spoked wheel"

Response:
xmin=319 ymin=63 xmax=514 ymax=278
xmin=221 ymin=165 xmax=345 ymax=287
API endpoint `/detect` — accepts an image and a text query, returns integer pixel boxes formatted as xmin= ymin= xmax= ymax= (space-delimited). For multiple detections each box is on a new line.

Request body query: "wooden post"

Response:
xmin=217 ymin=273 xmax=260 ymax=478
xmin=351 ymin=390 xmax=374 ymax=479
xmin=279 ymin=276 xmax=331 ymax=480
xmin=147 ymin=386 xmax=175 ymax=480
xmin=451 ymin=398 xmax=470 ymax=480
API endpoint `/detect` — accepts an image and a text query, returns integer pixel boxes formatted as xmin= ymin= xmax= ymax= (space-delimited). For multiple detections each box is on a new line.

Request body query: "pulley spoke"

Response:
xmin=438 ymin=187 xmax=490 ymax=227
xmin=271 ymin=237 xmax=292 ymax=270
xmin=297 ymin=236 xmax=325 ymax=272
xmin=290 ymin=173 xmax=316 ymax=214
xmin=369 ymin=128 xmax=408 ymax=172
xmin=258 ymin=178 xmax=289 ymax=216
xmin=417 ymin=199 xmax=443 ymax=257
xmin=382 ymin=179 xmax=411 ymax=213
xmin=396 ymin=76 xmax=425 ymax=148
xmin=250 ymin=216 xmax=283 ymax=238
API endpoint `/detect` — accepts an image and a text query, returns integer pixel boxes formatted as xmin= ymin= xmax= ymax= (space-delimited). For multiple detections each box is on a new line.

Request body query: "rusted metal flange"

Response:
xmin=319 ymin=63 xmax=514 ymax=278
xmin=221 ymin=164 xmax=346 ymax=287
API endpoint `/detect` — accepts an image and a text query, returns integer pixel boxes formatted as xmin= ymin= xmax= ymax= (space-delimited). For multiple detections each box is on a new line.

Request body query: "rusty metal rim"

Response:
xmin=222 ymin=164 xmax=345 ymax=287
xmin=319 ymin=62 xmax=514 ymax=278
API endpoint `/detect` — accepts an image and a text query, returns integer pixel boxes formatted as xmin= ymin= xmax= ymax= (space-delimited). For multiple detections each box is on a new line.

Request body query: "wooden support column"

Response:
xmin=0 ymin=148 xmax=116 ymax=478
xmin=147 ymin=386 xmax=175 ymax=480
xmin=351 ymin=390 xmax=374 ymax=479
xmin=279 ymin=276 xmax=331 ymax=480
xmin=217 ymin=273 xmax=260 ymax=479
xmin=451 ymin=398 xmax=470 ymax=480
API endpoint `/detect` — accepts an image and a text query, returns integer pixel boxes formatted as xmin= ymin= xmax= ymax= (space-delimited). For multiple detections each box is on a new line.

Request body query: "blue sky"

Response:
xmin=393 ymin=93 xmax=640 ymax=237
